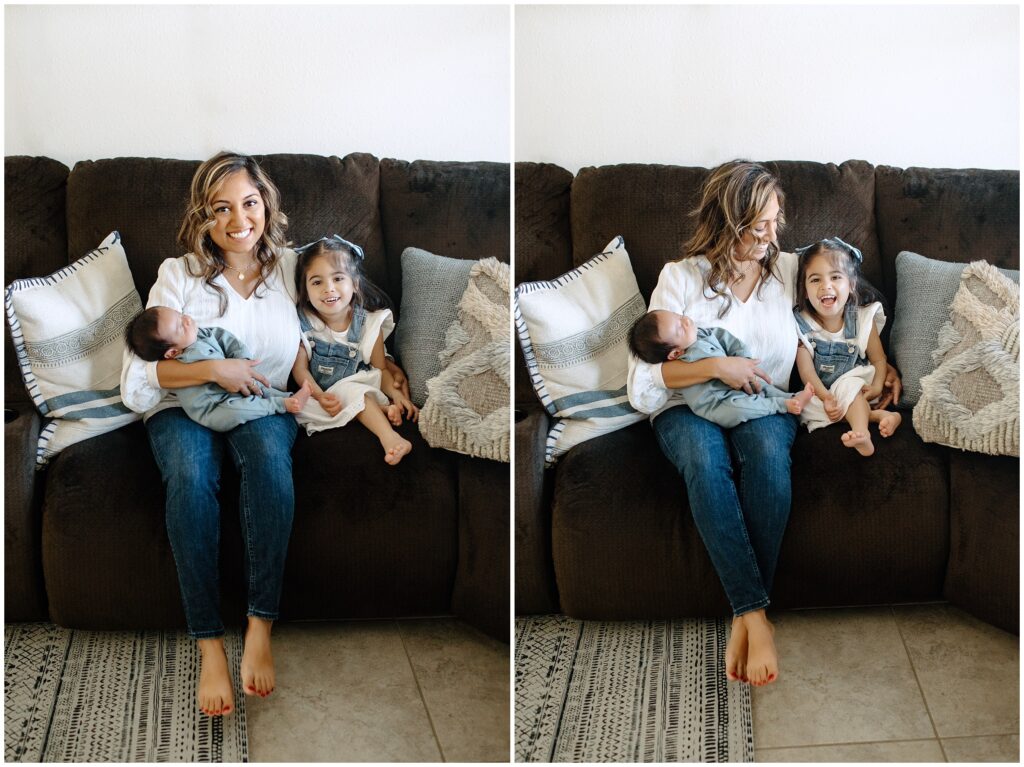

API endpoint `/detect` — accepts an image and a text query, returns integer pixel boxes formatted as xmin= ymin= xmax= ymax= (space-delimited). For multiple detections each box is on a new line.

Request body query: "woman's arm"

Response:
xmin=862 ymin=325 xmax=887 ymax=401
xmin=371 ymin=331 xmax=418 ymax=419
xmin=662 ymin=355 xmax=772 ymax=394
xmin=156 ymin=357 xmax=270 ymax=395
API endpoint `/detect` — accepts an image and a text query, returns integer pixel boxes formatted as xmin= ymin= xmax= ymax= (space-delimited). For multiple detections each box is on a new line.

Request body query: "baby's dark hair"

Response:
xmin=795 ymin=238 xmax=871 ymax=321
xmin=628 ymin=311 xmax=676 ymax=364
xmin=125 ymin=307 xmax=173 ymax=362
xmin=294 ymin=236 xmax=392 ymax=315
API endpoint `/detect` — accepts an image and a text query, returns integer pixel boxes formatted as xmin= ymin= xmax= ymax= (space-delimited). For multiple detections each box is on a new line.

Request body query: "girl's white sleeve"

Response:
xmin=360 ymin=309 xmax=395 ymax=362
xmin=626 ymin=264 xmax=686 ymax=414
xmin=119 ymin=258 xmax=188 ymax=413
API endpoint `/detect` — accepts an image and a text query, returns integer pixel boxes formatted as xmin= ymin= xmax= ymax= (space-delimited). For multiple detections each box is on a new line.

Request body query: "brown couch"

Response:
xmin=5 ymin=153 xmax=509 ymax=640
xmin=515 ymin=160 xmax=1019 ymax=634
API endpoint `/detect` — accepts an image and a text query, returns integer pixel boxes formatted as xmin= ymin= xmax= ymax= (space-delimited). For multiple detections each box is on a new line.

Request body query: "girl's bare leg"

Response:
xmin=241 ymin=616 xmax=275 ymax=698
xmin=742 ymin=609 xmax=778 ymax=686
xmin=870 ymin=408 xmax=902 ymax=437
xmin=197 ymin=638 xmax=235 ymax=715
xmin=840 ymin=395 xmax=874 ymax=456
xmin=726 ymin=615 xmax=749 ymax=682
xmin=355 ymin=394 xmax=412 ymax=465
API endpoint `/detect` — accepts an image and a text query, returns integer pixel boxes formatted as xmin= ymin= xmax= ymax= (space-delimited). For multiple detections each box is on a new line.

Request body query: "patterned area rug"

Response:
xmin=515 ymin=616 xmax=753 ymax=762
xmin=4 ymin=623 xmax=248 ymax=762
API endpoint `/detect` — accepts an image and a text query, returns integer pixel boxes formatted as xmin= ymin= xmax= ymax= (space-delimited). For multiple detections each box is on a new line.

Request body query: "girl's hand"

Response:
xmin=384 ymin=358 xmax=412 ymax=400
xmin=213 ymin=359 xmax=270 ymax=396
xmin=316 ymin=391 xmax=343 ymax=417
xmin=874 ymin=364 xmax=903 ymax=410
xmin=385 ymin=403 xmax=404 ymax=426
xmin=822 ymin=393 xmax=843 ymax=422
xmin=716 ymin=356 xmax=772 ymax=394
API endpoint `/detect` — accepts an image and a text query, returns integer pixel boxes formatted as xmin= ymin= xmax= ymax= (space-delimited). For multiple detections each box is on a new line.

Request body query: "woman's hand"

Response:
xmin=384 ymin=358 xmax=412 ymax=400
xmin=715 ymin=356 xmax=772 ymax=394
xmin=212 ymin=358 xmax=271 ymax=396
xmin=390 ymin=392 xmax=419 ymax=423
xmin=873 ymin=363 xmax=903 ymax=410
xmin=822 ymin=393 xmax=844 ymax=422
xmin=315 ymin=391 xmax=343 ymax=417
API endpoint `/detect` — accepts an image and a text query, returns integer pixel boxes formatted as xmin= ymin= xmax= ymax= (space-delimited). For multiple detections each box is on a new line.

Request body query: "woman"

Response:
xmin=627 ymin=161 xmax=901 ymax=687
xmin=122 ymin=151 xmax=409 ymax=716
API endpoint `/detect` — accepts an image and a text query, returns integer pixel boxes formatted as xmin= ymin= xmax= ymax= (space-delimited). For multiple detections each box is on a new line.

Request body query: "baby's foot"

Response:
xmin=197 ymin=639 xmax=235 ymax=716
xmin=284 ymin=381 xmax=312 ymax=414
xmin=241 ymin=617 xmax=275 ymax=698
xmin=726 ymin=615 xmax=748 ymax=683
xmin=385 ymin=403 xmax=403 ymax=426
xmin=841 ymin=430 xmax=874 ymax=456
xmin=743 ymin=612 xmax=778 ymax=687
xmin=381 ymin=432 xmax=413 ymax=465
xmin=786 ymin=383 xmax=815 ymax=415
xmin=877 ymin=410 xmax=902 ymax=437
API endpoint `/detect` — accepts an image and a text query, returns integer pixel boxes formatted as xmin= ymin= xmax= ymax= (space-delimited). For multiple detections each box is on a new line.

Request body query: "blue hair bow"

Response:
xmin=294 ymin=234 xmax=365 ymax=261
xmin=794 ymin=236 xmax=863 ymax=263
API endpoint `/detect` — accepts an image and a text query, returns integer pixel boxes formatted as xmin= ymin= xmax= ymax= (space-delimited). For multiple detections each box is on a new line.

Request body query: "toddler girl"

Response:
xmin=291 ymin=235 xmax=418 ymax=465
xmin=793 ymin=237 xmax=902 ymax=455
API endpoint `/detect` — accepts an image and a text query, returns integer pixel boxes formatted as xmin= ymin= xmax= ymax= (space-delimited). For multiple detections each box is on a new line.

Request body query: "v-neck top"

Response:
xmin=627 ymin=251 xmax=800 ymax=417
xmin=121 ymin=249 xmax=303 ymax=417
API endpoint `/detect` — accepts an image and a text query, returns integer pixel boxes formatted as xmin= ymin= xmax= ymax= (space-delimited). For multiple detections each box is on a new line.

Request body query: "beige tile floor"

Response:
xmin=244 ymin=618 xmax=510 ymax=762
xmin=752 ymin=604 xmax=1019 ymax=763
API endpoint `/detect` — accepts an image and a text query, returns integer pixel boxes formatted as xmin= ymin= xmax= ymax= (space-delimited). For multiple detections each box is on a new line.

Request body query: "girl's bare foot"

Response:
xmin=786 ymin=382 xmax=814 ymax=415
xmin=197 ymin=638 xmax=235 ymax=716
xmin=742 ymin=610 xmax=778 ymax=686
xmin=381 ymin=432 xmax=413 ymax=465
xmin=241 ymin=617 xmax=275 ymax=698
xmin=284 ymin=381 xmax=312 ymax=413
xmin=841 ymin=429 xmax=874 ymax=456
xmin=876 ymin=410 xmax=902 ymax=437
xmin=385 ymin=403 xmax=403 ymax=426
xmin=726 ymin=615 xmax=748 ymax=682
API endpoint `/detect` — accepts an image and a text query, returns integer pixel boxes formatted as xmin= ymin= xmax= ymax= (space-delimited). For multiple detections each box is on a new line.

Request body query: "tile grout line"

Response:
xmin=396 ymin=620 xmax=446 ymax=763
xmin=890 ymin=605 xmax=949 ymax=763
xmin=755 ymin=736 xmax=944 ymax=751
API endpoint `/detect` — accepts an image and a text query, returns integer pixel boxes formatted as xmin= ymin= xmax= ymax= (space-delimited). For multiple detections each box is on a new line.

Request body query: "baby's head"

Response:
xmin=628 ymin=310 xmax=699 ymax=364
xmin=795 ymin=237 xmax=864 ymax=322
xmin=125 ymin=306 xmax=198 ymax=361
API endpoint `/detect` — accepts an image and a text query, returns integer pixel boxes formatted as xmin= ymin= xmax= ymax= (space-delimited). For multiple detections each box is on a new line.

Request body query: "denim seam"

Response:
xmin=247 ymin=609 xmax=278 ymax=621
xmin=189 ymin=629 xmax=226 ymax=640
xmin=227 ymin=439 xmax=259 ymax=612
xmin=733 ymin=598 xmax=770 ymax=617
xmin=729 ymin=434 xmax=768 ymax=600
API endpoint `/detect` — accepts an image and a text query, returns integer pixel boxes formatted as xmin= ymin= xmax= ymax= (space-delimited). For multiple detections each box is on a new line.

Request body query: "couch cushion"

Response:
xmin=380 ymin=159 xmax=510 ymax=313
xmin=5 ymin=156 xmax=70 ymax=405
xmin=875 ymin=166 xmax=1020 ymax=303
xmin=4 ymin=405 xmax=48 ymax=621
xmin=550 ymin=416 xmax=949 ymax=619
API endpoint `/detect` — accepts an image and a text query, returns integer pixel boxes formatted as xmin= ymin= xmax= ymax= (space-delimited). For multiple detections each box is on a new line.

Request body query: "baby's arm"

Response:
xmin=796 ymin=345 xmax=842 ymax=421
xmin=715 ymin=328 xmax=754 ymax=360
xmin=862 ymin=324 xmax=887 ymax=401
xmin=371 ymin=331 xmax=418 ymax=422
xmin=291 ymin=343 xmax=342 ymax=416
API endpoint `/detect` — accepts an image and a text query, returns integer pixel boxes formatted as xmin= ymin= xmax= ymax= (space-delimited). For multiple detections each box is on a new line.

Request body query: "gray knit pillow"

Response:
xmin=396 ymin=248 xmax=476 ymax=406
xmin=890 ymin=251 xmax=1018 ymax=408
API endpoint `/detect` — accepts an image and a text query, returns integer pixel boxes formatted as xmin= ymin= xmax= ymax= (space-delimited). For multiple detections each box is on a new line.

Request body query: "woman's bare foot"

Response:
xmin=240 ymin=617 xmax=275 ymax=698
xmin=726 ymin=615 xmax=748 ymax=682
xmin=876 ymin=410 xmax=902 ymax=437
xmin=742 ymin=610 xmax=778 ymax=687
xmin=381 ymin=432 xmax=413 ymax=465
xmin=841 ymin=429 xmax=874 ymax=456
xmin=785 ymin=383 xmax=815 ymax=415
xmin=197 ymin=638 xmax=235 ymax=716
xmin=283 ymin=381 xmax=312 ymax=413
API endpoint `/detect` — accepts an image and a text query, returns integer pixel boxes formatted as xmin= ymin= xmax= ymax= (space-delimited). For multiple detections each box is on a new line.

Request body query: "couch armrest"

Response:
xmin=514 ymin=406 xmax=559 ymax=614
xmin=4 ymin=405 xmax=48 ymax=620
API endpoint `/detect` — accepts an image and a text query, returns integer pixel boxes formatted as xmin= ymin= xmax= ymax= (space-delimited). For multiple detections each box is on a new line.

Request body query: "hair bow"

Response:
xmin=294 ymin=234 xmax=365 ymax=261
xmin=794 ymin=236 xmax=863 ymax=263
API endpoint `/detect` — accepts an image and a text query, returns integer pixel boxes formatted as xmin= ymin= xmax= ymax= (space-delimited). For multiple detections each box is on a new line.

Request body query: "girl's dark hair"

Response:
xmin=794 ymin=238 xmax=873 ymax=321
xmin=294 ymin=237 xmax=392 ymax=317
xmin=124 ymin=307 xmax=173 ymax=362
xmin=628 ymin=311 xmax=676 ymax=364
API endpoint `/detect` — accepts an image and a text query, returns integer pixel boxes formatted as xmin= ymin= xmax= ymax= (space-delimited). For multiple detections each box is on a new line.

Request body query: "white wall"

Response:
xmin=5 ymin=5 xmax=510 ymax=167
xmin=516 ymin=4 xmax=1019 ymax=173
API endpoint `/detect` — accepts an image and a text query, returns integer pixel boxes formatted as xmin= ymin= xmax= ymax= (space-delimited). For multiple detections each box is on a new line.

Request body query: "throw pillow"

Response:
xmin=914 ymin=261 xmax=1019 ymax=456
xmin=395 ymin=247 xmax=476 ymax=406
xmin=890 ymin=251 xmax=1019 ymax=408
xmin=5 ymin=231 xmax=143 ymax=465
xmin=419 ymin=257 xmax=510 ymax=462
xmin=514 ymin=236 xmax=647 ymax=466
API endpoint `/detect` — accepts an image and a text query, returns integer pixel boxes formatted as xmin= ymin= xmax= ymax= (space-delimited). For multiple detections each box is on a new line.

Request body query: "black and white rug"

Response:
xmin=515 ymin=616 xmax=754 ymax=762
xmin=4 ymin=623 xmax=248 ymax=762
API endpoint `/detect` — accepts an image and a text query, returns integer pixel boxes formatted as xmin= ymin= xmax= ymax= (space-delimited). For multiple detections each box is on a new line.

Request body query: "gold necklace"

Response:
xmin=223 ymin=260 xmax=258 ymax=281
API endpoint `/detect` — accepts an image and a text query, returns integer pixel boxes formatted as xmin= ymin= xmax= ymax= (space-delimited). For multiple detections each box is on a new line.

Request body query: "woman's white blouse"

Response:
xmin=627 ymin=251 xmax=801 ymax=418
xmin=120 ymin=249 xmax=303 ymax=418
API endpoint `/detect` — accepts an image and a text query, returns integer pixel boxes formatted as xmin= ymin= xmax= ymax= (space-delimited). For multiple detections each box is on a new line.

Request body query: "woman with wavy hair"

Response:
xmin=121 ymin=151 xmax=304 ymax=717
xmin=627 ymin=160 xmax=900 ymax=687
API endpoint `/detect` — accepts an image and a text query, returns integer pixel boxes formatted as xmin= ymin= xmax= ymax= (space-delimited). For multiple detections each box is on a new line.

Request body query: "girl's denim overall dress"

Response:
xmin=299 ymin=306 xmax=373 ymax=390
xmin=793 ymin=303 xmax=866 ymax=388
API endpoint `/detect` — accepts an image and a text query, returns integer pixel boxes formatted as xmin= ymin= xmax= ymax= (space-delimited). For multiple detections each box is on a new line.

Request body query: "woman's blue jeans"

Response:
xmin=652 ymin=405 xmax=798 ymax=616
xmin=146 ymin=407 xmax=298 ymax=638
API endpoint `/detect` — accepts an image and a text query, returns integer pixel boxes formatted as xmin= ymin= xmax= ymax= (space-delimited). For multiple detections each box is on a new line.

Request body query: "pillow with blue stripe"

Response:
xmin=514 ymin=236 xmax=647 ymax=465
xmin=5 ymin=231 xmax=142 ymax=465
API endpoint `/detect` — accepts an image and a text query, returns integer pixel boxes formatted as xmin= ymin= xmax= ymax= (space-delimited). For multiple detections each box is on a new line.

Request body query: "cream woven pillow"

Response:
xmin=419 ymin=257 xmax=510 ymax=462
xmin=914 ymin=260 xmax=1019 ymax=456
